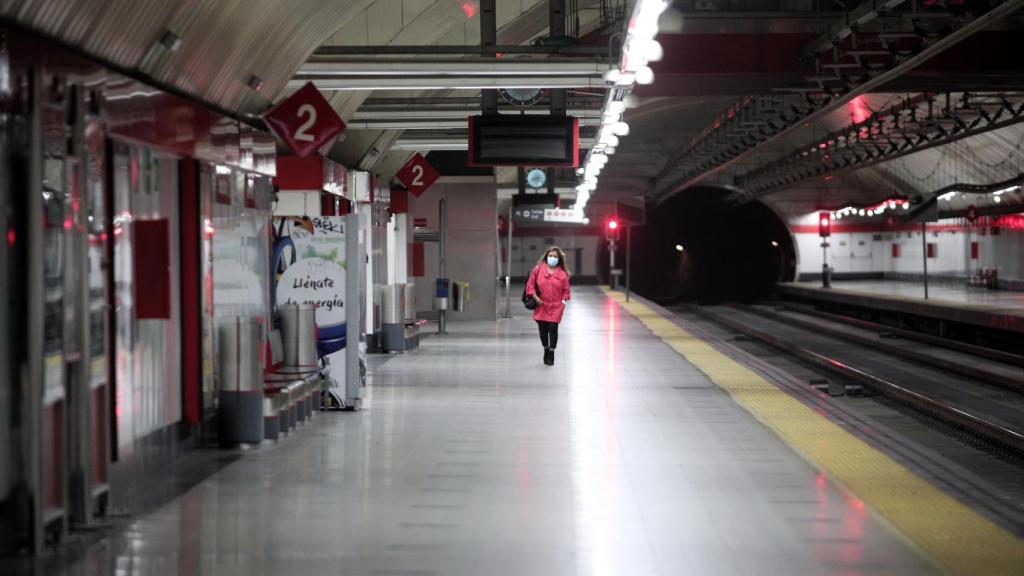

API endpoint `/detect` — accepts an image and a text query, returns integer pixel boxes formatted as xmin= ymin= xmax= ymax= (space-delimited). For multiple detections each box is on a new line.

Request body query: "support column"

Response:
xmin=922 ymin=222 xmax=929 ymax=299
xmin=548 ymin=0 xmax=566 ymax=198
xmin=625 ymin=225 xmax=631 ymax=302
xmin=345 ymin=210 xmax=362 ymax=409
xmin=438 ymin=199 xmax=448 ymax=335
xmin=68 ymin=84 xmax=93 ymax=527
xmin=481 ymin=0 xmax=497 ymax=114
xmin=505 ymin=200 xmax=513 ymax=318
xmin=26 ymin=66 xmax=45 ymax=554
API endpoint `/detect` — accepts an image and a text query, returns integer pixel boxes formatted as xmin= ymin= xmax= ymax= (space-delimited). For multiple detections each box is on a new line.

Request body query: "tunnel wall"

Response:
xmin=630 ymin=188 xmax=796 ymax=304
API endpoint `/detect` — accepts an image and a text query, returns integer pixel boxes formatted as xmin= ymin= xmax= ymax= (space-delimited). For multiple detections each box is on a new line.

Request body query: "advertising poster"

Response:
xmin=273 ymin=216 xmax=349 ymax=381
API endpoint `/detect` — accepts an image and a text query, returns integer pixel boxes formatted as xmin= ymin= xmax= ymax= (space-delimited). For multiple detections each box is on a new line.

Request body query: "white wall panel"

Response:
xmin=794 ymin=223 xmax=1024 ymax=281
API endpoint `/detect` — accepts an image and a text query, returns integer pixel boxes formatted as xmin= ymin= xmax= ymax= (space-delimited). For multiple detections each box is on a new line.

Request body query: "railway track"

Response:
xmin=687 ymin=304 xmax=1024 ymax=456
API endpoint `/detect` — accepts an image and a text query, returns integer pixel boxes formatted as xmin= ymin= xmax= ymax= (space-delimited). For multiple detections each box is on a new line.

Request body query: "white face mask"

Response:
xmin=546 ymin=256 xmax=559 ymax=267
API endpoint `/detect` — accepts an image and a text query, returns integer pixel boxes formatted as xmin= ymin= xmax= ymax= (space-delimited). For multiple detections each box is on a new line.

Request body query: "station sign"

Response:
xmin=395 ymin=153 xmax=440 ymax=197
xmin=513 ymin=206 xmax=551 ymax=223
xmin=513 ymin=206 xmax=586 ymax=224
xmin=263 ymin=82 xmax=346 ymax=158
xmin=543 ymin=208 xmax=586 ymax=223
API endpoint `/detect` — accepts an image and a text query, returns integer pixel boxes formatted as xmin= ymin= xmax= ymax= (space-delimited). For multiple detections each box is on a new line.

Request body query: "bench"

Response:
xmin=263 ymin=329 xmax=320 ymax=440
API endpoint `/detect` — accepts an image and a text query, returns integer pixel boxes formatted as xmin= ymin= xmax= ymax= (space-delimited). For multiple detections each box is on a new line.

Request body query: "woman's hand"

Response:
xmin=533 ymin=294 xmax=542 ymax=304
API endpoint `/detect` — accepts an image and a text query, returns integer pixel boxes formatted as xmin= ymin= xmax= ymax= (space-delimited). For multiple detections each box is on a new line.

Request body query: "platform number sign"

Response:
xmin=262 ymin=82 xmax=346 ymax=158
xmin=396 ymin=153 xmax=440 ymax=198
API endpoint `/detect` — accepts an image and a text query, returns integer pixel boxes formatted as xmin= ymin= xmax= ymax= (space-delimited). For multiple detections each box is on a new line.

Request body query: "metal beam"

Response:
xmin=804 ymin=0 xmax=908 ymax=55
xmin=313 ymin=44 xmax=611 ymax=56
xmin=652 ymin=0 xmax=1024 ymax=203
xmin=290 ymin=76 xmax=609 ymax=91
xmin=737 ymin=93 xmax=1024 ymax=197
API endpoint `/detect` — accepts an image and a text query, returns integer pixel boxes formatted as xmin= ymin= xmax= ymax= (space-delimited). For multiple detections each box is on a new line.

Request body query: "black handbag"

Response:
xmin=522 ymin=270 xmax=541 ymax=310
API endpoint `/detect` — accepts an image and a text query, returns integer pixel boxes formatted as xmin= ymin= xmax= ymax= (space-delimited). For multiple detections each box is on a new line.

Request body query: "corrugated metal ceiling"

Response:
xmin=1 ymin=0 xmax=370 ymax=115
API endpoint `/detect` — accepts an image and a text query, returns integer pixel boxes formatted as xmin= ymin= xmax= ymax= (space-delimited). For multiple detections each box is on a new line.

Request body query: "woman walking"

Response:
xmin=526 ymin=246 xmax=571 ymax=366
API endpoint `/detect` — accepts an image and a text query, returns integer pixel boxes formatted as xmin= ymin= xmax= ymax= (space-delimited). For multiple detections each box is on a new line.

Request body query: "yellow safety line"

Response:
xmin=601 ymin=287 xmax=1024 ymax=576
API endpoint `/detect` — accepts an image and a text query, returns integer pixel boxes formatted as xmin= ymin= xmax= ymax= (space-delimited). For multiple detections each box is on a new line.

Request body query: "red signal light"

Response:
xmin=818 ymin=212 xmax=831 ymax=237
xmin=605 ymin=218 xmax=620 ymax=242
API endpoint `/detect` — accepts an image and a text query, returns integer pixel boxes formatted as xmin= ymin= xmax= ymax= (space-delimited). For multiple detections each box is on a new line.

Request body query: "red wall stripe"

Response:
xmin=791 ymin=222 xmax=978 ymax=234
xmin=133 ymin=220 xmax=171 ymax=318
xmin=275 ymin=155 xmax=324 ymax=190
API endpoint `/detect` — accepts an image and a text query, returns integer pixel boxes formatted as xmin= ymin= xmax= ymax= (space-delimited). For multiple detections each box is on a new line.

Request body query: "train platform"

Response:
xmin=31 ymin=287 xmax=1024 ymax=576
xmin=779 ymin=280 xmax=1024 ymax=334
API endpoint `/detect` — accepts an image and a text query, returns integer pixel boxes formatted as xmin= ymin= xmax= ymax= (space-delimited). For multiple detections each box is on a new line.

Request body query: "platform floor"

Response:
xmin=52 ymin=288 xmax=937 ymax=575
xmin=799 ymin=279 xmax=1024 ymax=308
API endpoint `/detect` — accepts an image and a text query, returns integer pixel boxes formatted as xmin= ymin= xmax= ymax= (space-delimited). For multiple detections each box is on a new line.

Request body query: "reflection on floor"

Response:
xmin=47 ymin=288 xmax=935 ymax=575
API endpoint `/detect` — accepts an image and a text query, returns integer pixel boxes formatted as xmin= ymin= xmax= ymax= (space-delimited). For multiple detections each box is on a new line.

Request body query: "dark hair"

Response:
xmin=537 ymin=245 xmax=571 ymax=275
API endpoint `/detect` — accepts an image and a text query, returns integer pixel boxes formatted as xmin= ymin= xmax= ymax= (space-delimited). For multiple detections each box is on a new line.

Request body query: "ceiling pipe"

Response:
xmin=313 ymin=44 xmax=612 ymax=56
xmin=392 ymin=136 xmax=597 ymax=150
xmin=350 ymin=108 xmax=602 ymax=120
xmin=298 ymin=59 xmax=611 ymax=76
xmin=361 ymin=96 xmax=604 ymax=107
xmin=289 ymin=76 xmax=609 ymax=91
xmin=347 ymin=117 xmax=603 ymax=130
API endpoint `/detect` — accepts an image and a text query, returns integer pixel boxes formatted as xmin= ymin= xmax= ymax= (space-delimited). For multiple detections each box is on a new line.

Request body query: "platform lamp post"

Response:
xmin=922 ymin=221 xmax=929 ymax=300
xmin=819 ymin=211 xmax=831 ymax=288
xmin=612 ymin=201 xmax=645 ymax=300
xmin=625 ymin=224 xmax=632 ymax=302
xmin=606 ymin=218 xmax=620 ymax=290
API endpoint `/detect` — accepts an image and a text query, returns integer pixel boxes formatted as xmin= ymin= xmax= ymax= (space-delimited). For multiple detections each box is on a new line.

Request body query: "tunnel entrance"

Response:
xmin=630 ymin=187 xmax=796 ymax=305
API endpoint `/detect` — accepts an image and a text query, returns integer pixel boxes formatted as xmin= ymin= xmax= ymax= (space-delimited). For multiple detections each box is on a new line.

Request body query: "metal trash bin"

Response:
xmin=382 ymin=284 xmax=405 ymax=325
xmin=404 ymin=283 xmax=416 ymax=323
xmin=280 ymin=303 xmax=318 ymax=369
xmin=219 ymin=316 xmax=264 ymax=444
xmin=434 ymin=278 xmax=449 ymax=310
xmin=382 ymin=284 xmax=408 ymax=352
xmin=452 ymin=281 xmax=470 ymax=312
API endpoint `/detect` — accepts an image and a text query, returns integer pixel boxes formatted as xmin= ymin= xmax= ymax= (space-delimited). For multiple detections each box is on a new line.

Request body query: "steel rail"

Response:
xmin=693 ymin=306 xmax=1024 ymax=455
xmin=736 ymin=304 xmax=1024 ymax=393
xmin=775 ymin=302 xmax=1024 ymax=369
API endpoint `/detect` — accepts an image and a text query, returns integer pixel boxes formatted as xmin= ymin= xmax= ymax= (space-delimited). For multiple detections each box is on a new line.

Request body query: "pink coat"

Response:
xmin=526 ymin=264 xmax=571 ymax=323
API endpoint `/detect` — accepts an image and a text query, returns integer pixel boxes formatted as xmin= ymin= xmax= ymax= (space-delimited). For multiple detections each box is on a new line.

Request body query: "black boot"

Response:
xmin=549 ymin=348 xmax=556 ymax=365
xmin=544 ymin=349 xmax=554 ymax=365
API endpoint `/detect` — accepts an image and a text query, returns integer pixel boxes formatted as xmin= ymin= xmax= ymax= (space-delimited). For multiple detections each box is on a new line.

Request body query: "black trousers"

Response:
xmin=536 ymin=320 xmax=559 ymax=349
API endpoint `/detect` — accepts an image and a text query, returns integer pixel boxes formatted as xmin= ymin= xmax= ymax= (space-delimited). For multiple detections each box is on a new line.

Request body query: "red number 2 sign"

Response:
xmin=395 ymin=153 xmax=440 ymax=198
xmin=263 ymin=82 xmax=346 ymax=158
